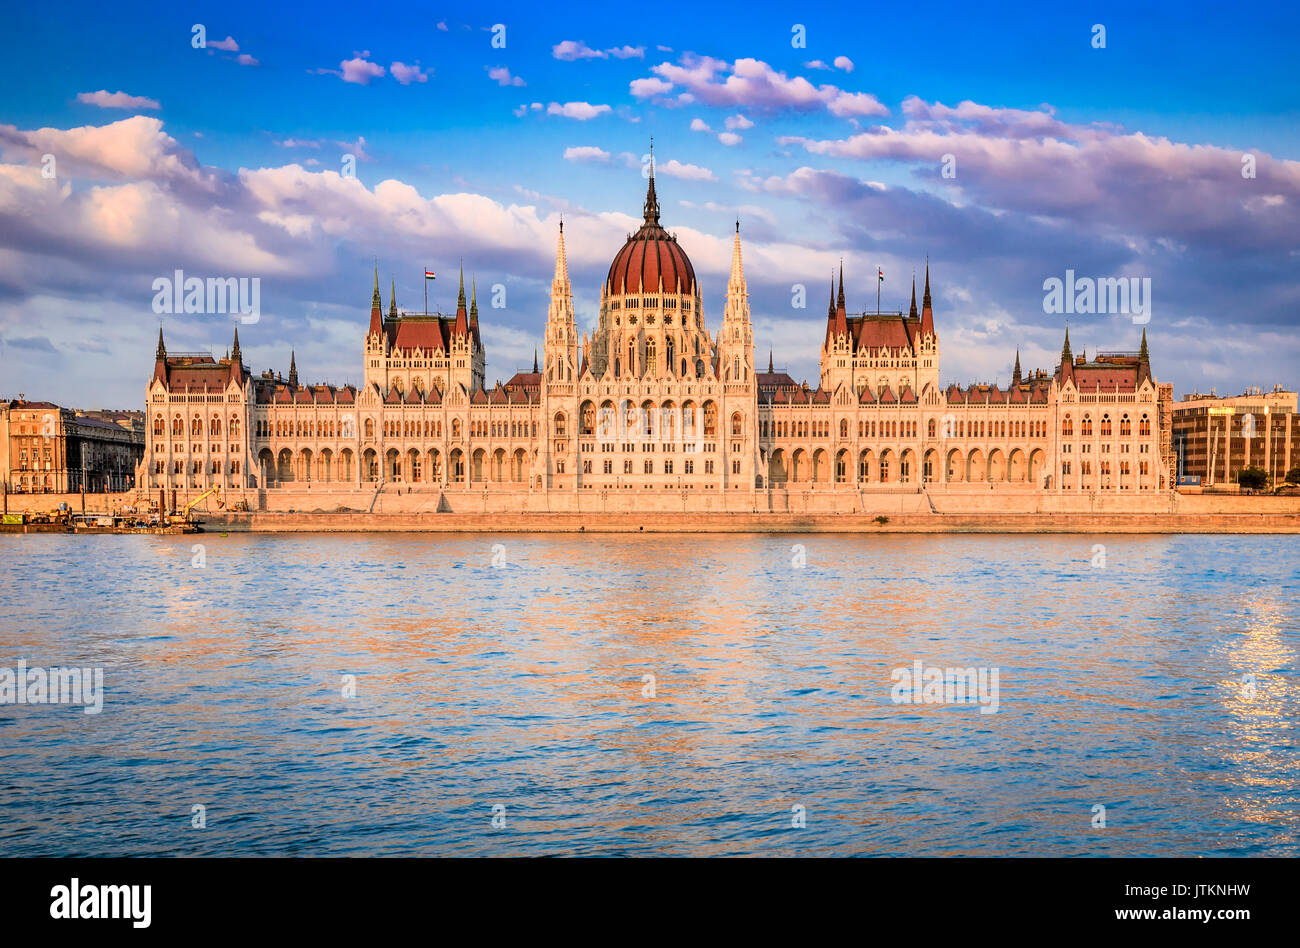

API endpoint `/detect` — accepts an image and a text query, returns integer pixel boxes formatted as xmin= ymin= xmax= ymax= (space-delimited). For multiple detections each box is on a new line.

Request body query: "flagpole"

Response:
xmin=425 ymin=269 xmax=428 ymax=316
xmin=877 ymin=267 xmax=881 ymax=315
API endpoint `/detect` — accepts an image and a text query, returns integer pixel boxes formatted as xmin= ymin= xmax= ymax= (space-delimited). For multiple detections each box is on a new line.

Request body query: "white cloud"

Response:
xmin=833 ymin=56 xmax=855 ymax=72
xmin=339 ymin=52 xmax=384 ymax=85
xmin=75 ymin=90 xmax=161 ymax=111
xmin=554 ymin=40 xmax=646 ymax=61
xmin=629 ymin=77 xmax=673 ymax=98
xmin=658 ymin=159 xmax=716 ymax=181
xmin=718 ymin=132 xmax=742 ymax=147
xmin=724 ymin=114 xmax=754 ymax=130
xmin=546 ymin=101 xmax=611 ymax=120
xmin=488 ymin=66 xmax=525 ymax=87
xmin=563 ymin=146 xmax=611 ymax=163
xmin=391 ymin=61 xmax=429 ymax=84
xmin=689 ymin=118 xmax=712 ymax=133
xmin=208 ymin=36 xmax=239 ymax=52
xmin=632 ymin=55 xmax=888 ymax=118
xmin=236 ymin=54 xmax=259 ymax=67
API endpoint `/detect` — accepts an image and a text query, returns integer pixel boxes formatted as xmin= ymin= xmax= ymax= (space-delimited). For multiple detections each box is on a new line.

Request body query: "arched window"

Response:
xmin=581 ymin=402 xmax=595 ymax=436
xmin=1062 ymin=414 xmax=1073 ymax=437
xmin=1119 ymin=414 xmax=1132 ymax=436
xmin=553 ymin=412 xmax=566 ymax=437
xmin=154 ymin=415 xmax=164 ymax=436
xmin=927 ymin=418 xmax=936 ymax=439
xmin=210 ymin=415 xmax=221 ymax=436
xmin=1100 ymin=414 xmax=1112 ymax=437
xmin=365 ymin=418 xmax=375 ymax=439
xmin=229 ymin=415 xmax=240 ymax=437
xmin=839 ymin=418 xmax=849 ymax=439
xmin=191 ymin=414 xmax=202 ymax=436
xmin=703 ymin=402 xmax=717 ymax=437
xmin=646 ymin=339 xmax=657 ymax=376
xmin=1139 ymin=414 xmax=1151 ymax=437
xmin=732 ymin=412 xmax=744 ymax=437
xmin=1081 ymin=414 xmax=1093 ymax=437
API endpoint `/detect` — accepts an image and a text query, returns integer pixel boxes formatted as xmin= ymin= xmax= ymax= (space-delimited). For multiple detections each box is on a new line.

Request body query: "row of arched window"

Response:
xmin=1061 ymin=413 xmax=1150 ymax=437
xmin=155 ymin=414 xmax=241 ymax=437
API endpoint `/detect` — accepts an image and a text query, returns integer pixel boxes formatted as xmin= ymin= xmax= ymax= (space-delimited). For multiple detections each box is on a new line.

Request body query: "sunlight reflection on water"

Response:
xmin=0 ymin=532 xmax=1296 ymax=856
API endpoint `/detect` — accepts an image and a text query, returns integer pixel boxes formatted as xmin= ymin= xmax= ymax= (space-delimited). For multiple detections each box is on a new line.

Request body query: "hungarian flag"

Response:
xmin=424 ymin=269 xmax=437 ymax=280
xmin=878 ymin=268 xmax=885 ymax=283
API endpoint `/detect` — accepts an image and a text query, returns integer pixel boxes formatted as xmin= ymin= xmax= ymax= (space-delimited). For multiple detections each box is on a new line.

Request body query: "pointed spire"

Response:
xmin=728 ymin=220 xmax=745 ymax=289
xmin=768 ymin=349 xmax=774 ymax=374
xmin=389 ymin=276 xmax=397 ymax=318
xmin=920 ymin=260 xmax=935 ymax=336
xmin=553 ymin=221 xmax=569 ymax=286
xmin=643 ymin=138 xmax=660 ymax=225
xmin=533 ymin=348 xmax=539 ymax=373
xmin=470 ymin=278 xmax=479 ymax=322
xmin=836 ymin=261 xmax=846 ymax=313
xmin=456 ymin=263 xmax=466 ymax=312
xmin=827 ymin=276 xmax=836 ymax=319
xmin=368 ymin=264 xmax=383 ymax=335
xmin=1012 ymin=348 xmax=1022 ymax=386
xmin=1137 ymin=327 xmax=1151 ymax=384
xmin=909 ymin=272 xmax=918 ymax=318
xmin=1059 ymin=324 xmax=1074 ymax=382
xmin=231 ymin=326 xmax=241 ymax=363
xmin=288 ymin=350 xmax=298 ymax=388
xmin=155 ymin=325 xmax=166 ymax=360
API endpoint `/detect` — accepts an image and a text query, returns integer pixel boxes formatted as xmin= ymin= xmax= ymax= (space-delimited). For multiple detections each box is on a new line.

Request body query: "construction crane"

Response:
xmin=171 ymin=485 xmax=224 ymax=524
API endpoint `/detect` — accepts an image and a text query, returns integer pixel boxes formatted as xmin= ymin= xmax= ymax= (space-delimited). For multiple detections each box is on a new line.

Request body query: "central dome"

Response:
xmin=605 ymin=172 xmax=697 ymax=297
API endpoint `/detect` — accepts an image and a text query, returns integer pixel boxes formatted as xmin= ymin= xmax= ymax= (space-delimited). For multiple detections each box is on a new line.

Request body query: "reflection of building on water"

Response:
xmin=139 ymin=165 xmax=1171 ymax=505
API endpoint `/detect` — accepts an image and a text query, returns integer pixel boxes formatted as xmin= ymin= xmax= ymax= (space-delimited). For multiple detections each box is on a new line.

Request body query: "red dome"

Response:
xmin=605 ymin=174 xmax=697 ymax=296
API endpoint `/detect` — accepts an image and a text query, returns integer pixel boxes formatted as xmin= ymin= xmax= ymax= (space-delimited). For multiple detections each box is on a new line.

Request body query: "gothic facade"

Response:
xmin=139 ymin=169 xmax=1170 ymax=502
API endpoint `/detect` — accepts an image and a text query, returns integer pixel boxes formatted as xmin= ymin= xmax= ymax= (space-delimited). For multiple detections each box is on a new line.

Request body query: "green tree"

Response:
xmin=1236 ymin=466 xmax=1269 ymax=491
xmin=1286 ymin=466 xmax=1300 ymax=485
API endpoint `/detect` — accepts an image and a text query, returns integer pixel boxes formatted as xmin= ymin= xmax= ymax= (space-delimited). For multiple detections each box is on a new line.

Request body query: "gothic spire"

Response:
xmin=288 ymin=350 xmax=298 ymax=388
xmin=533 ymin=348 xmax=538 ymax=373
xmin=389 ymin=276 xmax=397 ymax=318
xmin=371 ymin=265 xmax=381 ymax=311
xmin=768 ymin=349 xmax=774 ymax=374
xmin=836 ymin=261 xmax=846 ymax=313
xmin=920 ymin=260 xmax=935 ymax=336
xmin=231 ymin=326 xmax=241 ymax=363
xmin=1012 ymin=348 xmax=1022 ymax=386
xmin=909 ymin=273 xmax=918 ymax=318
xmin=470 ymin=278 xmax=479 ymax=321
xmin=643 ymin=139 xmax=660 ymax=225
xmin=456 ymin=263 xmax=467 ymax=313
xmin=155 ymin=325 xmax=166 ymax=360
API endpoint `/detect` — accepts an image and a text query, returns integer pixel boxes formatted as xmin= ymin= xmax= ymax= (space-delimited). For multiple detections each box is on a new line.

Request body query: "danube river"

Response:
xmin=0 ymin=532 xmax=1296 ymax=856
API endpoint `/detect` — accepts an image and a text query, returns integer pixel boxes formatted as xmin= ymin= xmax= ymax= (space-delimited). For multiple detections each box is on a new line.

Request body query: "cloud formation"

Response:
xmin=632 ymin=55 xmax=888 ymax=117
xmin=75 ymin=90 xmax=161 ymax=111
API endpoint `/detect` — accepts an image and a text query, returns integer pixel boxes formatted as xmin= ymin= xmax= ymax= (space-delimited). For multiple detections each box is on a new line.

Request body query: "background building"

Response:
xmin=1171 ymin=386 xmax=1298 ymax=486
xmin=1 ymin=400 xmax=144 ymax=493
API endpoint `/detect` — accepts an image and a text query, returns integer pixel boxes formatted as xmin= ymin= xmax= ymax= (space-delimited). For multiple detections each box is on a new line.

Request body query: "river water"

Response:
xmin=0 ymin=532 xmax=1296 ymax=856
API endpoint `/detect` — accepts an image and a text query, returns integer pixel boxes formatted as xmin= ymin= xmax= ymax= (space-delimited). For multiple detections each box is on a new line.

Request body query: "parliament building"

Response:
xmin=139 ymin=168 xmax=1171 ymax=510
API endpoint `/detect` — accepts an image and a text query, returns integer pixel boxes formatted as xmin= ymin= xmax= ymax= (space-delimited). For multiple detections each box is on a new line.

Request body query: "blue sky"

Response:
xmin=1 ymin=0 xmax=1298 ymax=406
